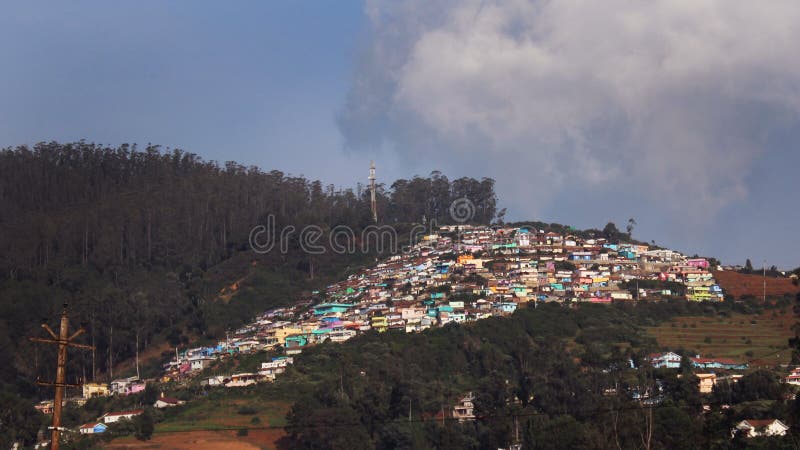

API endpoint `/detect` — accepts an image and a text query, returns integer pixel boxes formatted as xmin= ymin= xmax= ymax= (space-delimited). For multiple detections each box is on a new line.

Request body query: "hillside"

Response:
xmin=113 ymin=300 xmax=798 ymax=450
xmin=0 ymin=142 xmax=497 ymax=399
xmin=713 ymin=270 xmax=799 ymax=299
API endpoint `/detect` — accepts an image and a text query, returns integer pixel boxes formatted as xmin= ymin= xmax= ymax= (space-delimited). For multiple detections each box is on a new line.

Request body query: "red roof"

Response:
xmin=742 ymin=419 xmax=780 ymax=428
xmin=691 ymin=357 xmax=741 ymax=365
xmin=103 ymin=409 xmax=144 ymax=417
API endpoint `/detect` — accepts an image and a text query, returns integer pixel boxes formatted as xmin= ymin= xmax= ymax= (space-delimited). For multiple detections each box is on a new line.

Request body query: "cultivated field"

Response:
xmin=648 ymin=307 xmax=796 ymax=366
xmin=713 ymin=270 xmax=799 ymax=299
xmin=106 ymin=398 xmax=289 ymax=450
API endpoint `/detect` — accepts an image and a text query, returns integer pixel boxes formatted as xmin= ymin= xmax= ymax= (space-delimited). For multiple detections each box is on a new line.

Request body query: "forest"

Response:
xmin=0 ymin=142 xmax=498 ymax=407
xmin=272 ymin=298 xmax=800 ymax=449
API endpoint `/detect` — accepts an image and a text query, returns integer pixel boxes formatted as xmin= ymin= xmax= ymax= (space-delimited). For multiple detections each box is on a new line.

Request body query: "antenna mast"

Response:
xmin=369 ymin=161 xmax=377 ymax=223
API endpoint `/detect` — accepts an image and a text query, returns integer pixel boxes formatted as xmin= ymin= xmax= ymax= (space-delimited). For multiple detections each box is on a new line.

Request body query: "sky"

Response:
xmin=1 ymin=1 xmax=798 ymax=268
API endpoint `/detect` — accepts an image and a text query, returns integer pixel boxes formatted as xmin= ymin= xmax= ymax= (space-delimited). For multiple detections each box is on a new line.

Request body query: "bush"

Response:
xmin=237 ymin=428 xmax=249 ymax=436
xmin=251 ymin=416 xmax=261 ymax=424
xmin=237 ymin=406 xmax=258 ymax=415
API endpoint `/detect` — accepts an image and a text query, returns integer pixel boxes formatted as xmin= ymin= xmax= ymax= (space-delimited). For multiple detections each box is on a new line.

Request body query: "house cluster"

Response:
xmin=146 ymin=226 xmax=727 ymax=390
xmin=33 ymin=377 xmax=147 ymax=416
xmin=649 ymin=352 xmax=749 ymax=393
xmin=77 ymin=393 xmax=185 ymax=435
xmin=78 ymin=409 xmax=143 ymax=435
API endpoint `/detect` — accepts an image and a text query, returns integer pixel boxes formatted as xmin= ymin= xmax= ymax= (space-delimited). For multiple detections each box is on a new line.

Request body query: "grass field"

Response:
xmin=648 ymin=307 xmax=796 ymax=366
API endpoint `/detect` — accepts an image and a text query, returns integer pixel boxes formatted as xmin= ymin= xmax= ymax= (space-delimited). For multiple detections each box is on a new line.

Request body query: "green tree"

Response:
xmin=626 ymin=217 xmax=636 ymax=237
xmin=133 ymin=410 xmax=154 ymax=441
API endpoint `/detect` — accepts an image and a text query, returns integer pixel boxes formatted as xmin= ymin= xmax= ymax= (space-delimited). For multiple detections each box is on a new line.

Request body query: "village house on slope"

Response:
xmin=732 ymin=419 xmax=789 ymax=438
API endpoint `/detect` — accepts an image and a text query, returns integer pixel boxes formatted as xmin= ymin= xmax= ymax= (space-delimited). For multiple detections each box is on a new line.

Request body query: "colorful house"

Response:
xmin=79 ymin=422 xmax=108 ymax=434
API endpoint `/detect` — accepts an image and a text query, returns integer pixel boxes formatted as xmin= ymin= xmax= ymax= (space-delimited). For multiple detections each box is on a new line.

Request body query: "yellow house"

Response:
xmin=371 ymin=316 xmax=388 ymax=332
xmin=82 ymin=383 xmax=110 ymax=399
xmin=275 ymin=327 xmax=304 ymax=346
xmin=697 ymin=373 xmax=716 ymax=394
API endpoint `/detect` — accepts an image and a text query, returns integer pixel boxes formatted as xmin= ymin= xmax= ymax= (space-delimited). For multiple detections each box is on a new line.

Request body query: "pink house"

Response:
xmin=686 ymin=258 xmax=710 ymax=269
xmin=126 ymin=381 xmax=146 ymax=395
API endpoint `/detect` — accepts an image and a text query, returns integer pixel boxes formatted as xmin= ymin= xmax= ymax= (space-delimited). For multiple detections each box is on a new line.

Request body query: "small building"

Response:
xmin=312 ymin=303 xmax=351 ymax=316
xmin=691 ymin=357 xmax=748 ymax=371
xmin=101 ymin=409 xmax=144 ymax=424
xmin=154 ymin=395 xmax=185 ymax=409
xmin=650 ymin=352 xmax=682 ymax=369
xmin=82 ymin=383 xmax=110 ymax=399
xmin=78 ymin=422 xmax=108 ymax=434
xmin=785 ymin=368 xmax=800 ymax=385
xmin=190 ymin=357 xmax=216 ymax=372
xmin=225 ymin=373 xmax=260 ymax=387
xmin=452 ymin=392 xmax=476 ymax=422
xmin=732 ymin=419 xmax=789 ymax=438
xmin=34 ymin=400 xmax=54 ymax=415
xmin=697 ymin=373 xmax=716 ymax=394
xmin=110 ymin=376 xmax=142 ymax=395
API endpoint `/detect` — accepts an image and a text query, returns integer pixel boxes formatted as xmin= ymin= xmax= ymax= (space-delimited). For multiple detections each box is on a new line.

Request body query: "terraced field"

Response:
xmin=713 ymin=270 xmax=798 ymax=299
xmin=648 ymin=307 xmax=796 ymax=366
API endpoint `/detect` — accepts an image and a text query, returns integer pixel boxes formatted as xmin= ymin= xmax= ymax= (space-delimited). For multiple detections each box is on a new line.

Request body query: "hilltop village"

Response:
xmin=87 ymin=225 xmax=728 ymax=390
xmin=163 ymin=224 xmax=727 ymax=382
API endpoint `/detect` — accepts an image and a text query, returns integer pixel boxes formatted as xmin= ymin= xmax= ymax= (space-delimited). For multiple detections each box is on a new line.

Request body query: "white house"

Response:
xmin=452 ymin=392 xmax=476 ymax=422
xmin=78 ymin=422 xmax=107 ymax=434
xmin=189 ymin=356 xmax=216 ymax=372
xmin=785 ymin=369 xmax=800 ymax=385
xmin=154 ymin=395 xmax=185 ymax=409
xmin=650 ymin=352 xmax=682 ymax=369
xmin=732 ymin=419 xmax=789 ymax=438
xmin=109 ymin=376 xmax=140 ymax=395
xmin=100 ymin=409 xmax=143 ymax=424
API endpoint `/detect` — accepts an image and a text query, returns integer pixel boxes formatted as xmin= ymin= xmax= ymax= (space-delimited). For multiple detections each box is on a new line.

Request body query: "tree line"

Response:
xmin=0 ymin=141 xmax=498 ymax=403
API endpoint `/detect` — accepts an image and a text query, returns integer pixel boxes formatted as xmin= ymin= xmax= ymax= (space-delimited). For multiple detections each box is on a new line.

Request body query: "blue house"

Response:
xmin=79 ymin=422 xmax=108 ymax=434
xmin=285 ymin=335 xmax=308 ymax=348
xmin=313 ymin=303 xmax=351 ymax=316
xmin=691 ymin=357 xmax=748 ymax=370
xmin=493 ymin=302 xmax=517 ymax=314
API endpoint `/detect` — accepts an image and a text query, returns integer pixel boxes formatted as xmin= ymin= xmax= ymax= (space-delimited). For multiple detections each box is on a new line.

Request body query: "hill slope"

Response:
xmin=713 ymin=270 xmax=799 ymax=299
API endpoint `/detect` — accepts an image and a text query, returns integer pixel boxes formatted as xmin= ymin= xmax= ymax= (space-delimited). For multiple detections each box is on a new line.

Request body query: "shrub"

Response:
xmin=237 ymin=406 xmax=258 ymax=415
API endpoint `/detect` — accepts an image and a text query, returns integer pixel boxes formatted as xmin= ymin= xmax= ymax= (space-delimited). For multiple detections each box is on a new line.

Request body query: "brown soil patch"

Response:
xmin=713 ymin=270 xmax=798 ymax=299
xmin=104 ymin=428 xmax=286 ymax=450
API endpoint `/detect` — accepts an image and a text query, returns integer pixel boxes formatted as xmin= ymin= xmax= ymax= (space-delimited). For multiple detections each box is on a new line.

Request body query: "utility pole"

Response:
xmin=29 ymin=303 xmax=93 ymax=450
xmin=763 ymin=259 xmax=767 ymax=303
xmin=135 ymin=330 xmax=140 ymax=379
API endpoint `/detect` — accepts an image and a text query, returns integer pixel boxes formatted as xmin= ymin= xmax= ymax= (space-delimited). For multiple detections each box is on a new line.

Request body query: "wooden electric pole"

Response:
xmin=29 ymin=303 xmax=93 ymax=450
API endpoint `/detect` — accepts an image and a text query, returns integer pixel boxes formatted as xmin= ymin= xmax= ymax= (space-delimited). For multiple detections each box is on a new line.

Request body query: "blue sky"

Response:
xmin=1 ymin=1 xmax=798 ymax=268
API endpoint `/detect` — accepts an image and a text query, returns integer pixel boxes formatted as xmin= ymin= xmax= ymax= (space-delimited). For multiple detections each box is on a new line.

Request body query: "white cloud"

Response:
xmin=340 ymin=0 xmax=800 ymax=220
